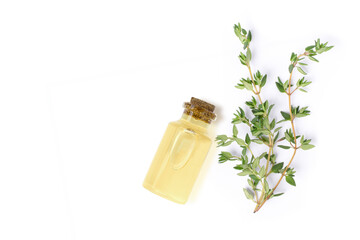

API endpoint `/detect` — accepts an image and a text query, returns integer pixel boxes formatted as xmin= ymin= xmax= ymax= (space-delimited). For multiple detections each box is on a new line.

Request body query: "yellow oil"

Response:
xmin=143 ymin=114 xmax=212 ymax=204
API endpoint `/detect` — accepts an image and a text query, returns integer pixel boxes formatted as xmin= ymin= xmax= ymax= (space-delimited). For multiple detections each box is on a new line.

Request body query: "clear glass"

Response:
xmin=143 ymin=114 xmax=212 ymax=204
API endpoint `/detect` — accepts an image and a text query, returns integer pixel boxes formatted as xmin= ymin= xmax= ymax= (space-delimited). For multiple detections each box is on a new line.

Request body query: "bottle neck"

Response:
xmin=180 ymin=113 xmax=210 ymax=131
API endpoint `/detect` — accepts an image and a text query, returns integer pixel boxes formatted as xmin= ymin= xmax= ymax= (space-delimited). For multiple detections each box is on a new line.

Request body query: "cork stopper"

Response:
xmin=183 ymin=97 xmax=216 ymax=124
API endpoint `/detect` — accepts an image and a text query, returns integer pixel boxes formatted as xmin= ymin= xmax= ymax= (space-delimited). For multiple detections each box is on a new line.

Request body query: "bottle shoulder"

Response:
xmin=169 ymin=120 xmax=211 ymax=140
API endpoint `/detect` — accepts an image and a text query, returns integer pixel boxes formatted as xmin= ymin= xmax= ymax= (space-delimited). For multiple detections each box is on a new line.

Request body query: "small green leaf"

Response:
xmin=297 ymin=67 xmax=307 ymax=75
xmin=245 ymin=134 xmax=251 ymax=145
xmin=243 ymin=40 xmax=249 ymax=50
xmin=247 ymin=31 xmax=252 ymax=41
xmin=252 ymin=157 xmax=260 ymax=169
xmin=278 ymin=145 xmax=291 ymax=149
xmin=264 ymin=179 xmax=269 ymax=192
xmin=299 ymin=88 xmax=308 ymax=93
xmin=285 ymin=132 xmax=292 ymax=143
xmin=280 ymin=111 xmax=291 ymax=120
xmin=259 ymin=166 xmax=266 ymax=178
xmin=275 ymin=81 xmax=285 ymax=92
xmin=221 ymin=152 xmax=232 ymax=158
xmin=290 ymin=52 xmax=297 ymax=62
xmin=302 ymin=81 xmax=312 ymax=87
xmin=216 ymin=135 xmax=228 ymax=141
xmin=260 ymin=74 xmax=267 ymax=87
xmin=234 ymin=138 xmax=246 ymax=146
xmin=243 ymin=81 xmax=253 ymax=91
xmin=233 ymin=125 xmax=238 ymax=137
xmin=283 ymin=80 xmax=289 ymax=90
xmin=289 ymin=64 xmax=294 ymax=73
xmin=238 ymin=53 xmax=247 ymax=65
xmin=238 ymin=169 xmax=252 ymax=176
xmin=285 ymin=175 xmax=296 ymax=186
xmin=273 ymin=193 xmax=284 ymax=197
xmin=246 ymin=48 xmax=252 ymax=62
xmin=249 ymin=174 xmax=259 ymax=181
xmin=271 ymin=162 xmax=284 ymax=173
xmin=258 ymin=152 xmax=267 ymax=160
xmin=241 ymin=147 xmax=247 ymax=156
xmin=264 ymin=118 xmax=270 ymax=129
xmin=270 ymin=154 xmax=276 ymax=165
xmin=233 ymin=165 xmax=243 ymax=170
xmin=219 ymin=151 xmax=234 ymax=163
xmin=324 ymin=46 xmax=334 ymax=52
xmin=222 ymin=141 xmax=232 ymax=146
xmin=268 ymin=104 xmax=275 ymax=114
xmin=270 ymin=119 xmax=276 ymax=130
xmin=274 ymin=127 xmax=282 ymax=133
xmin=296 ymin=113 xmax=310 ymax=118
xmin=301 ymin=144 xmax=315 ymax=150
xmin=308 ymin=56 xmax=319 ymax=62
xmin=252 ymin=139 xmax=264 ymax=144
xmin=305 ymin=45 xmax=315 ymax=51
xmin=233 ymin=23 xmax=242 ymax=38
xmin=243 ymin=188 xmax=254 ymax=200
xmin=235 ymin=83 xmax=245 ymax=89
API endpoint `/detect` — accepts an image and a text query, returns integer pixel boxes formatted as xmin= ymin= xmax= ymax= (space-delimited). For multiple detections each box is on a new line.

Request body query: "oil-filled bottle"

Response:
xmin=143 ymin=97 xmax=216 ymax=204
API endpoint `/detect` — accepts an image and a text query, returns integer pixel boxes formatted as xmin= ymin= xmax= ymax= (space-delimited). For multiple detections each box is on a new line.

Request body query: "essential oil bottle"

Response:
xmin=143 ymin=97 xmax=216 ymax=204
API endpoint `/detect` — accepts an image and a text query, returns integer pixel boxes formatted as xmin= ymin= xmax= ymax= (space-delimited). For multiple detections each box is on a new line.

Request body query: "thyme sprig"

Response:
xmin=217 ymin=23 xmax=332 ymax=213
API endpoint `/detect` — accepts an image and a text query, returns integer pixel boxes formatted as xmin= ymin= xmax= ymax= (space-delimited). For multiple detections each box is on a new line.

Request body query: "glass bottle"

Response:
xmin=143 ymin=97 xmax=216 ymax=204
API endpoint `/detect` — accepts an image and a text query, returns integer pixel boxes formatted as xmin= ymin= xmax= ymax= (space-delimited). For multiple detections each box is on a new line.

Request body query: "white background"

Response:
xmin=0 ymin=0 xmax=359 ymax=239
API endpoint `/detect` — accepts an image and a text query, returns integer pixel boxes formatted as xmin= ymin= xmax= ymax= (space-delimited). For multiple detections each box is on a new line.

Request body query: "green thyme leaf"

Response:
xmin=289 ymin=64 xmax=294 ymax=73
xmin=252 ymin=157 xmax=260 ymax=169
xmin=247 ymin=31 xmax=252 ymax=41
xmin=234 ymin=23 xmax=242 ymax=38
xmin=234 ymin=138 xmax=246 ymax=146
xmin=260 ymin=74 xmax=267 ymax=87
xmin=218 ymin=151 xmax=234 ymax=163
xmin=233 ymin=125 xmax=238 ymax=137
xmin=308 ymin=56 xmax=319 ymax=62
xmin=278 ymin=145 xmax=291 ymax=149
xmin=216 ymin=135 xmax=228 ymax=141
xmin=274 ymin=127 xmax=282 ymax=133
xmin=305 ymin=45 xmax=315 ymax=51
xmin=259 ymin=166 xmax=266 ymax=178
xmin=272 ymin=193 xmax=284 ymax=197
xmin=249 ymin=174 xmax=260 ymax=181
xmin=276 ymin=82 xmax=285 ymax=93
xmin=297 ymin=67 xmax=307 ymax=75
xmin=234 ymin=164 xmax=243 ymax=170
xmin=271 ymin=162 xmax=284 ymax=173
xmin=264 ymin=179 xmax=269 ymax=192
xmin=246 ymin=48 xmax=252 ymax=62
xmin=243 ymin=188 xmax=254 ymax=200
xmin=245 ymin=134 xmax=251 ymax=145
xmin=238 ymin=169 xmax=252 ymax=176
xmin=290 ymin=52 xmax=297 ymax=62
xmin=280 ymin=111 xmax=291 ymax=121
xmin=301 ymin=144 xmax=315 ymax=150
xmin=243 ymin=81 xmax=253 ymax=91
xmin=252 ymin=139 xmax=264 ymax=144
xmin=285 ymin=176 xmax=296 ymax=186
